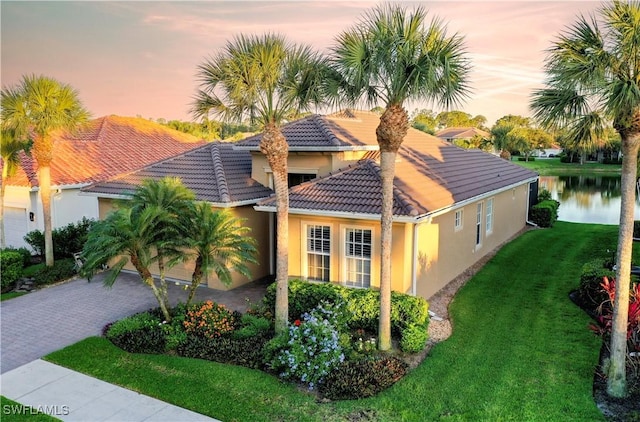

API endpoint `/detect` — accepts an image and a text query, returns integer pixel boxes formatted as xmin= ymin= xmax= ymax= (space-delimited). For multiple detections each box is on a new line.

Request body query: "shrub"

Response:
xmin=579 ymin=258 xmax=616 ymax=309
xmin=264 ymin=279 xmax=347 ymax=322
xmin=517 ymin=156 xmax=535 ymax=161
xmin=2 ymin=247 xmax=32 ymax=268
xmin=268 ymin=302 xmax=345 ymax=389
xmin=33 ymin=258 xmax=76 ymax=285
xmin=602 ymin=158 xmax=622 ymax=165
xmin=183 ymin=301 xmax=238 ymax=339
xmin=24 ymin=218 xmax=96 ymax=259
xmin=318 ymin=357 xmax=408 ymax=400
xmin=105 ymin=312 xmax=166 ymax=354
xmin=537 ymin=188 xmax=552 ymax=202
xmin=0 ymin=251 xmax=23 ymax=292
xmin=634 ymin=221 xmax=640 ymax=239
xmin=233 ymin=314 xmax=272 ymax=339
xmin=530 ymin=199 xmax=560 ymax=227
xmin=178 ymin=333 xmax=270 ymax=369
xmin=400 ymin=323 xmax=429 ymax=353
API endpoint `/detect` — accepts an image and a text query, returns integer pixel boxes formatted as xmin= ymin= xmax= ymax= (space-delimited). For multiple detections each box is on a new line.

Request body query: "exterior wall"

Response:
xmin=415 ymin=183 xmax=530 ymax=299
xmin=3 ymin=185 xmax=99 ymax=250
xmin=97 ymin=198 xmax=270 ymax=290
xmin=287 ymin=213 xmax=412 ymax=294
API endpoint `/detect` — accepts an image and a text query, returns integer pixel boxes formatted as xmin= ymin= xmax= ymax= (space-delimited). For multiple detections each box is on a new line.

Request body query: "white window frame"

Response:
xmin=486 ymin=198 xmax=494 ymax=235
xmin=454 ymin=209 xmax=463 ymax=231
xmin=475 ymin=202 xmax=483 ymax=249
xmin=302 ymin=222 xmax=332 ymax=282
xmin=341 ymin=225 xmax=373 ymax=288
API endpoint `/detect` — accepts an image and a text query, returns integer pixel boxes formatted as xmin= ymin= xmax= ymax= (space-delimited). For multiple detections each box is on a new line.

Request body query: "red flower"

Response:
xmin=294 ymin=319 xmax=301 ymax=327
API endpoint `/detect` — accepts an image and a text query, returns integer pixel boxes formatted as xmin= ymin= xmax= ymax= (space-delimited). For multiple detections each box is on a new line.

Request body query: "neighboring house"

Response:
xmin=531 ymin=144 xmax=563 ymax=158
xmin=435 ymin=127 xmax=490 ymax=143
xmin=1 ymin=116 xmax=206 ymax=250
xmin=83 ymin=110 xmax=538 ymax=300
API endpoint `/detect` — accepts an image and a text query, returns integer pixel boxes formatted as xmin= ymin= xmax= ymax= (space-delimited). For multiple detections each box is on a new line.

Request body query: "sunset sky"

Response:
xmin=2 ymin=1 xmax=601 ymax=126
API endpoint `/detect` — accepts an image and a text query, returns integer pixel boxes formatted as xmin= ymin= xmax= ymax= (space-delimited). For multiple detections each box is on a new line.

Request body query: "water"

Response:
xmin=539 ymin=175 xmax=640 ymax=225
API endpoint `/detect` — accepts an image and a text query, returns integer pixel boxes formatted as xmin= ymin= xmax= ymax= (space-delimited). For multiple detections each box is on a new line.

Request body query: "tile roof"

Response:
xmin=235 ymin=110 xmax=379 ymax=151
xmin=257 ymin=112 xmax=537 ymax=218
xmin=2 ymin=116 xmax=206 ymax=188
xmin=82 ymin=142 xmax=273 ymax=205
xmin=435 ymin=127 xmax=491 ymax=140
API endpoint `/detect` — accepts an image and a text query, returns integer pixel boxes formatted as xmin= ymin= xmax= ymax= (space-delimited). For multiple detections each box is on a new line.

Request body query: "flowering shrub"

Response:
xmin=269 ymin=301 xmax=345 ymax=389
xmin=183 ymin=300 xmax=237 ymax=339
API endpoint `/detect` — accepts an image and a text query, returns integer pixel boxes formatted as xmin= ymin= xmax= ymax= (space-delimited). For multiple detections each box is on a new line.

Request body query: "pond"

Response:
xmin=539 ymin=175 xmax=640 ymax=225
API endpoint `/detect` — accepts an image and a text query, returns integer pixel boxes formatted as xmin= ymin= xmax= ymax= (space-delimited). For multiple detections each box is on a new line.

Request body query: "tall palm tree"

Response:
xmin=0 ymin=128 xmax=31 ymax=248
xmin=192 ymin=33 xmax=327 ymax=334
xmin=81 ymin=178 xmax=194 ymax=322
xmin=181 ymin=203 xmax=258 ymax=306
xmin=330 ymin=5 xmax=471 ymax=350
xmin=530 ymin=0 xmax=640 ymax=398
xmin=1 ymin=75 xmax=89 ymax=266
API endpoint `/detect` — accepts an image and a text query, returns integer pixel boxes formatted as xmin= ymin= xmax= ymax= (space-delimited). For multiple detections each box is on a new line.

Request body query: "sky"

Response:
xmin=1 ymin=1 xmax=602 ymax=126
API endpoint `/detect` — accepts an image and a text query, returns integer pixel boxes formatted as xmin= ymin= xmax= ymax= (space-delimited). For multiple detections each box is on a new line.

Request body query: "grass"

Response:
xmin=21 ymin=263 xmax=45 ymax=278
xmin=0 ymin=396 xmax=61 ymax=421
xmin=45 ymin=222 xmax=623 ymax=421
xmin=1 ymin=292 xmax=27 ymax=301
xmin=513 ymin=157 xmax=622 ymax=175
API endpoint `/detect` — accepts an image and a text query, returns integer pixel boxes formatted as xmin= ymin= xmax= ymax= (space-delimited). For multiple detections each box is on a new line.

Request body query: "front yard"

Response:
xmin=41 ymin=221 xmax=625 ymax=421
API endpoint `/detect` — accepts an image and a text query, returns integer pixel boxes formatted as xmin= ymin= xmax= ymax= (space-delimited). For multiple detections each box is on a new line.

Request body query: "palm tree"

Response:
xmin=330 ymin=5 xmax=471 ymax=350
xmin=0 ymin=128 xmax=31 ymax=248
xmin=530 ymin=0 xmax=640 ymax=398
xmin=81 ymin=178 xmax=194 ymax=322
xmin=1 ymin=75 xmax=89 ymax=266
xmin=192 ymin=33 xmax=327 ymax=334
xmin=182 ymin=203 xmax=258 ymax=306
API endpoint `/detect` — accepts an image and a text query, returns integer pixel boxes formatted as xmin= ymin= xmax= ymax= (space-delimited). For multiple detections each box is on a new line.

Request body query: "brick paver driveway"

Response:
xmin=0 ymin=272 xmax=267 ymax=374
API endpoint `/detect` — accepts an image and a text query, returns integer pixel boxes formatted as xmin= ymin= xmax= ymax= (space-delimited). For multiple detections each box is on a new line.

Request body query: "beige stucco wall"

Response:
xmin=97 ymin=198 xmax=270 ymax=290
xmin=415 ymin=184 xmax=530 ymax=299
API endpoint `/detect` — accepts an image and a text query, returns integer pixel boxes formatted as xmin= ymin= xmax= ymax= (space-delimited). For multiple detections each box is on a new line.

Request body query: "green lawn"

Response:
xmin=1 ymin=292 xmax=27 ymax=301
xmin=513 ymin=157 xmax=621 ymax=175
xmin=45 ymin=222 xmax=620 ymax=421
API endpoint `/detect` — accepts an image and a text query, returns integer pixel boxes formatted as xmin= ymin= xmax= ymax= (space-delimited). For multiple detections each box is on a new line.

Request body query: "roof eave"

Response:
xmin=80 ymin=190 xmax=270 ymax=208
xmin=253 ymin=205 xmax=419 ymax=223
xmin=232 ymin=145 xmax=379 ymax=153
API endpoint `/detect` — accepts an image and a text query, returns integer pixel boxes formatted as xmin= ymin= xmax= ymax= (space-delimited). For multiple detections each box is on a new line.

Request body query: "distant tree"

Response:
xmin=436 ymin=110 xmax=486 ymax=130
xmin=494 ymin=114 xmax=531 ymax=128
xmin=490 ymin=114 xmax=532 ymax=158
xmin=530 ymin=1 xmax=640 ymax=397
xmin=410 ymin=109 xmax=437 ymax=134
xmin=452 ymin=133 xmax=492 ymax=151
xmin=505 ymin=127 xmax=553 ymax=161
xmin=370 ymin=106 xmax=385 ymax=115
xmin=1 ymin=75 xmax=90 ymax=266
xmin=0 ymin=129 xmax=31 ymax=248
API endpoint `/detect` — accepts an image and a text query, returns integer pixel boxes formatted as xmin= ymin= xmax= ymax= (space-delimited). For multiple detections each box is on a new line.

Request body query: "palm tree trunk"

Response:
xmin=607 ymin=133 xmax=640 ymax=398
xmin=376 ymin=104 xmax=409 ymax=351
xmin=260 ymin=123 xmax=289 ymax=334
xmin=379 ymin=151 xmax=396 ymax=351
xmin=131 ymin=252 xmax=172 ymax=322
xmin=187 ymin=257 xmax=204 ymax=307
xmin=157 ymin=253 xmax=171 ymax=321
xmin=39 ymin=165 xmax=54 ymax=266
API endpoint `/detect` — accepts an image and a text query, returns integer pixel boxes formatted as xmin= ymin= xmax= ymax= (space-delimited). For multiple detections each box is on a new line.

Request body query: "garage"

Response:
xmin=4 ymin=207 xmax=29 ymax=249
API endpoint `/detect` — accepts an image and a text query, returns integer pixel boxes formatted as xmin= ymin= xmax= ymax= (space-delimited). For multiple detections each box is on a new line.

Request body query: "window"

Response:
xmin=288 ymin=173 xmax=315 ymax=187
xmin=476 ymin=202 xmax=483 ymax=247
xmin=486 ymin=198 xmax=493 ymax=235
xmin=306 ymin=225 xmax=330 ymax=281
xmin=345 ymin=228 xmax=372 ymax=288
xmin=454 ymin=209 xmax=463 ymax=231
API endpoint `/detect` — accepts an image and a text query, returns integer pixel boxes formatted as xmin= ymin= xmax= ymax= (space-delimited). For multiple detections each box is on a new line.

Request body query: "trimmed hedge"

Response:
xmin=33 ymin=258 xmax=76 ymax=285
xmin=263 ymin=279 xmax=429 ymax=348
xmin=0 ymin=251 xmax=23 ymax=293
xmin=530 ymin=199 xmax=560 ymax=228
xmin=578 ymin=258 xmax=616 ymax=309
xmin=105 ymin=312 xmax=166 ymax=354
xmin=177 ymin=333 xmax=270 ymax=369
xmin=24 ymin=217 xmax=95 ymax=259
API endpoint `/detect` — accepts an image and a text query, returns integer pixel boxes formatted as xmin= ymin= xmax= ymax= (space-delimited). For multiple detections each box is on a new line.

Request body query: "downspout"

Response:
xmin=411 ymin=222 xmax=418 ymax=296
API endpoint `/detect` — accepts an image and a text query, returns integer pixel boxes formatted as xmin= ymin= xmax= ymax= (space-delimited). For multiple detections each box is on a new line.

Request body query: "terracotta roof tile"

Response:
xmin=3 ymin=116 xmax=206 ymax=188
xmin=82 ymin=143 xmax=273 ymax=204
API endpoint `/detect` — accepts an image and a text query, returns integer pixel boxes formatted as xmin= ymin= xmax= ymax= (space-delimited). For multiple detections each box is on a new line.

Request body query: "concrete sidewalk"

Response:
xmin=1 ymin=360 xmax=220 ymax=421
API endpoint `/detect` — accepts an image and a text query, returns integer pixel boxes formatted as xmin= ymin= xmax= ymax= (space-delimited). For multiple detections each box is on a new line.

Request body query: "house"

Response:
xmin=531 ymin=143 xmax=563 ymax=158
xmin=1 ymin=116 xmax=206 ymax=250
xmin=83 ymin=110 xmax=538 ymax=300
xmin=435 ymin=127 xmax=491 ymax=143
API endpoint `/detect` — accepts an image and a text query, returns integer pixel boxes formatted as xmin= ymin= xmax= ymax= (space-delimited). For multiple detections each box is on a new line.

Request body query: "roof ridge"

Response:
xmin=210 ymin=142 xmax=231 ymax=203
xmin=313 ymin=115 xmax=342 ymax=146
xmin=95 ymin=116 xmax=109 ymax=142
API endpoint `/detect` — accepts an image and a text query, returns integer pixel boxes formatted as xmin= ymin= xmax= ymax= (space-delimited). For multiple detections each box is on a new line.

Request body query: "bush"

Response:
xmin=318 ymin=357 xmax=408 ymax=400
xmin=602 ymin=158 xmax=622 ymax=165
xmin=634 ymin=221 xmax=640 ymax=239
xmin=267 ymin=302 xmax=345 ymax=389
xmin=579 ymin=258 xmax=616 ymax=309
xmin=33 ymin=258 xmax=76 ymax=285
xmin=264 ymin=279 xmax=348 ymax=322
xmin=0 ymin=251 xmax=23 ymax=292
xmin=400 ymin=323 xmax=429 ymax=353
xmin=2 ymin=247 xmax=32 ymax=267
xmin=537 ymin=188 xmax=552 ymax=202
xmin=177 ymin=333 xmax=270 ymax=369
xmin=105 ymin=312 xmax=166 ymax=354
xmin=517 ymin=157 xmax=535 ymax=161
xmin=183 ymin=300 xmax=238 ymax=339
xmin=530 ymin=199 xmax=560 ymax=227
xmin=24 ymin=218 xmax=96 ymax=259
xmin=232 ymin=314 xmax=272 ymax=339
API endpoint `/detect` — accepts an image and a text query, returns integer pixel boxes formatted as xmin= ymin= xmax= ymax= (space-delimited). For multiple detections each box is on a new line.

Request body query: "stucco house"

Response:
xmin=1 ymin=116 xmax=205 ymax=249
xmin=83 ymin=110 xmax=538 ymax=300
